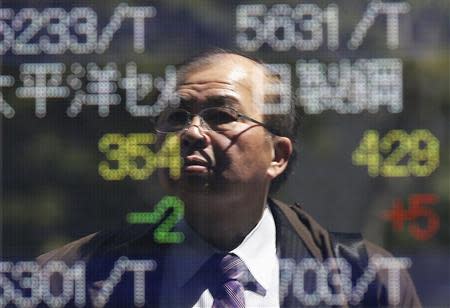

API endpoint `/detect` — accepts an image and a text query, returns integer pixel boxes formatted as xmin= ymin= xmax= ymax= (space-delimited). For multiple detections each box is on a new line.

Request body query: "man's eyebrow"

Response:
xmin=178 ymin=95 xmax=240 ymax=109
xmin=178 ymin=98 xmax=193 ymax=110
xmin=204 ymin=96 xmax=240 ymax=108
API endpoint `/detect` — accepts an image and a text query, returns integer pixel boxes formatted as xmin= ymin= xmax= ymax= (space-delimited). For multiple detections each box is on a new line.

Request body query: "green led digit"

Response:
xmin=127 ymin=196 xmax=185 ymax=244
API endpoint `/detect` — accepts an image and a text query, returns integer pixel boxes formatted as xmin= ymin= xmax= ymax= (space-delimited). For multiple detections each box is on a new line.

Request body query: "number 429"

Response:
xmin=352 ymin=129 xmax=439 ymax=177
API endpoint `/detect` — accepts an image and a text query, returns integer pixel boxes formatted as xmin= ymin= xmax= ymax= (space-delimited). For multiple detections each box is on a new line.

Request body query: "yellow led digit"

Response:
xmin=155 ymin=133 xmax=182 ymax=179
xmin=351 ymin=130 xmax=381 ymax=177
xmin=379 ymin=130 xmax=410 ymax=177
xmin=408 ymin=130 xmax=439 ymax=176
xmin=98 ymin=134 xmax=129 ymax=180
xmin=126 ymin=133 xmax=157 ymax=180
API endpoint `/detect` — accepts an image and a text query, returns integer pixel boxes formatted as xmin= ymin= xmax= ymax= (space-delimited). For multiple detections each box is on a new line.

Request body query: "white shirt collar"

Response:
xmin=166 ymin=206 xmax=277 ymax=292
xmin=230 ymin=206 xmax=277 ymax=291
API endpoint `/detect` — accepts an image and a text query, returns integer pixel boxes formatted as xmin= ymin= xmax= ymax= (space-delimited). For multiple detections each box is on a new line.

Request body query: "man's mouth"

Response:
xmin=183 ymin=156 xmax=211 ymax=174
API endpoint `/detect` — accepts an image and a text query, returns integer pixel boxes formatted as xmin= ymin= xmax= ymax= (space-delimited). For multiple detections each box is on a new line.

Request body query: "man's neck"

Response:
xmin=182 ymin=192 xmax=269 ymax=251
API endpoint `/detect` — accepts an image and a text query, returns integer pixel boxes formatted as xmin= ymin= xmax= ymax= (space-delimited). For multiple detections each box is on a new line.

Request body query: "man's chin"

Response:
xmin=160 ymin=173 xmax=211 ymax=194
xmin=180 ymin=174 xmax=211 ymax=190
xmin=159 ymin=169 xmax=234 ymax=196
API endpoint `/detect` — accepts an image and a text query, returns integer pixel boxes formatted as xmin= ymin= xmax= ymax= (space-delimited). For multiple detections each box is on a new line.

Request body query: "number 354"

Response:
xmin=98 ymin=133 xmax=182 ymax=181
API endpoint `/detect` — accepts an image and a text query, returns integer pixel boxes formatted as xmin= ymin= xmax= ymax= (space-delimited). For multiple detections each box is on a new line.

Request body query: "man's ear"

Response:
xmin=267 ymin=136 xmax=293 ymax=179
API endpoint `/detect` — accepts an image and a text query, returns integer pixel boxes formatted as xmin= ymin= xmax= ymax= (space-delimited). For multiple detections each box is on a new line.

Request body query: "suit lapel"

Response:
xmin=270 ymin=199 xmax=314 ymax=307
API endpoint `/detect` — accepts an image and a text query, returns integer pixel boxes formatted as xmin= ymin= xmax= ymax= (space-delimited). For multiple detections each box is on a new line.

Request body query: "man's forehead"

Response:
xmin=180 ymin=54 xmax=265 ymax=82
xmin=176 ymin=55 xmax=266 ymax=109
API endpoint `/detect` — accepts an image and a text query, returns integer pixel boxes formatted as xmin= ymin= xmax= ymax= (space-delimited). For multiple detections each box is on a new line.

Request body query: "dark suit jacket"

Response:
xmin=38 ymin=199 xmax=421 ymax=307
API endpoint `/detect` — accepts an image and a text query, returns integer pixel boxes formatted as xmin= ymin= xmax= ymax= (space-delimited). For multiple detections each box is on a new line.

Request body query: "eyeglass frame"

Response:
xmin=153 ymin=106 xmax=278 ymax=135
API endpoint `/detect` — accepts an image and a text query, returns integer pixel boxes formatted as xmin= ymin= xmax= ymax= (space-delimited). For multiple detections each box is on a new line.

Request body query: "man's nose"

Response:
xmin=181 ymin=116 xmax=208 ymax=149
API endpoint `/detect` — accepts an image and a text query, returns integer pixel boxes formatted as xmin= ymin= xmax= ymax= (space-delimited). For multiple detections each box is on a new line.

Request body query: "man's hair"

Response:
xmin=176 ymin=49 xmax=300 ymax=194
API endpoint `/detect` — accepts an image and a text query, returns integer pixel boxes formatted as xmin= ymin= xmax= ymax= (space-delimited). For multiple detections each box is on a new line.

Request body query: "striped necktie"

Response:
xmin=210 ymin=253 xmax=248 ymax=308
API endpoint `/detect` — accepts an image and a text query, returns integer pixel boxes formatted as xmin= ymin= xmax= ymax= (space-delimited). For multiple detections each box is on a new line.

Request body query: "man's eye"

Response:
xmin=203 ymin=110 xmax=236 ymax=125
xmin=167 ymin=110 xmax=188 ymax=124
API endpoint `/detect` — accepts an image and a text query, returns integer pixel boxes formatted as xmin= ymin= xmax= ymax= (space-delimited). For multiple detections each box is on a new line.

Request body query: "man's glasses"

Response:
xmin=155 ymin=106 xmax=273 ymax=134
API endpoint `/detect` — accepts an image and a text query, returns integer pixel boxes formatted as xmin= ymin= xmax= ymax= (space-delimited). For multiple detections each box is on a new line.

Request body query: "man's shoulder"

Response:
xmin=36 ymin=224 xmax=158 ymax=265
xmin=37 ymin=232 xmax=97 ymax=265
xmin=363 ymin=240 xmax=422 ymax=307
xmin=271 ymin=198 xmax=394 ymax=259
xmin=271 ymin=198 xmax=422 ymax=307
xmin=269 ymin=198 xmax=335 ymax=260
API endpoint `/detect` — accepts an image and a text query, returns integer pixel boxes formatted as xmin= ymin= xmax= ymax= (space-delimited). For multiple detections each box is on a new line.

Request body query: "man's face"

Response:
xmin=158 ymin=55 xmax=276 ymax=198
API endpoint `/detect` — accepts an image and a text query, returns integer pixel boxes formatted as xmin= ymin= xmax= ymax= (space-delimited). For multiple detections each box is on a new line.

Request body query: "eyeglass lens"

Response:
xmin=156 ymin=108 xmax=239 ymax=132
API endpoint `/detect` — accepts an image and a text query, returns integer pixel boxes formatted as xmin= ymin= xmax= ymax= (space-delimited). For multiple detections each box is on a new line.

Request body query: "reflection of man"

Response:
xmin=38 ymin=51 xmax=421 ymax=307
